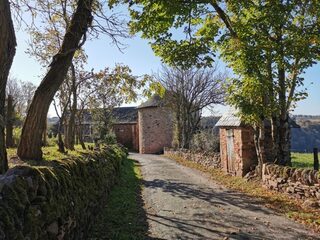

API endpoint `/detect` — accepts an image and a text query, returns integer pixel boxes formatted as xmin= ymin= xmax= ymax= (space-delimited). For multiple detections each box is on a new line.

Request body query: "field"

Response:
xmin=291 ymin=152 xmax=315 ymax=169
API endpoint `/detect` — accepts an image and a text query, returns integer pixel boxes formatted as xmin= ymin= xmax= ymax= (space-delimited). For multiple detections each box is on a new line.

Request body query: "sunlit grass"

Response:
xmin=7 ymin=144 xmax=94 ymax=167
xmin=292 ymin=152 xmax=315 ymax=169
xmin=88 ymin=158 xmax=148 ymax=239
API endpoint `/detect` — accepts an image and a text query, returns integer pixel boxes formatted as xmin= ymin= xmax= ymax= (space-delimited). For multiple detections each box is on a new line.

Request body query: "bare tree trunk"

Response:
xmin=58 ymin=130 xmax=65 ymax=153
xmin=17 ymin=0 xmax=94 ymax=160
xmin=271 ymin=115 xmax=280 ymax=163
xmin=0 ymin=0 xmax=16 ymax=173
xmin=6 ymin=95 xmax=14 ymax=147
xmin=65 ymin=64 xmax=77 ymax=150
xmin=78 ymin=125 xmax=86 ymax=150
xmin=277 ymin=67 xmax=291 ymax=166
xmin=253 ymin=122 xmax=267 ymax=178
xmin=278 ymin=114 xmax=291 ymax=166
xmin=57 ymin=118 xmax=66 ymax=153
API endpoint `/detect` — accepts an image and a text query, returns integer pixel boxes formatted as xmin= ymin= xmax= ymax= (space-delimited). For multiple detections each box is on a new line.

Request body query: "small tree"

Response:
xmin=156 ymin=66 xmax=225 ymax=149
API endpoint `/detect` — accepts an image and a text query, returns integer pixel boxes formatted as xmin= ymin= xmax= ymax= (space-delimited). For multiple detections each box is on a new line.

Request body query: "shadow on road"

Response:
xmin=142 ymin=178 xmax=316 ymax=240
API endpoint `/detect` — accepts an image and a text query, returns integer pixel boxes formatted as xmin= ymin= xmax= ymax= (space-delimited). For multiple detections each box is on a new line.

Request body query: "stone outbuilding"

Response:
xmin=216 ymin=109 xmax=299 ymax=177
xmin=138 ymin=95 xmax=174 ymax=154
xmin=216 ymin=110 xmax=261 ymax=176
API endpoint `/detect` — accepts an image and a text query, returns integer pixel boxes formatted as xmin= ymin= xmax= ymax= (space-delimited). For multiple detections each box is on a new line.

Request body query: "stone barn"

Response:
xmin=112 ymin=107 xmax=139 ymax=152
xmin=76 ymin=95 xmax=174 ymax=154
xmin=216 ymin=109 xmax=299 ymax=177
xmin=138 ymin=95 xmax=174 ymax=154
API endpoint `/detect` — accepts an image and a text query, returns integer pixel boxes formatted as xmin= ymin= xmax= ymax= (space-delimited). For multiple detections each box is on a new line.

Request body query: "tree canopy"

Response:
xmin=113 ymin=0 xmax=320 ymax=166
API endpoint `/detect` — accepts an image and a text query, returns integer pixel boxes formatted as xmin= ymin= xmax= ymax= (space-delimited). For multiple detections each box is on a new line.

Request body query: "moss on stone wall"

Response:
xmin=0 ymin=144 xmax=126 ymax=240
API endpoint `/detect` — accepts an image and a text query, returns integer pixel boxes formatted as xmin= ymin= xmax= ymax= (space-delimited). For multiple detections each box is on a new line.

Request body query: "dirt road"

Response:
xmin=129 ymin=153 xmax=318 ymax=240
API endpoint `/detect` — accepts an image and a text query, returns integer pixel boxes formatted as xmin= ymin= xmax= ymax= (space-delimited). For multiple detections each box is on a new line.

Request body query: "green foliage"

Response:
xmin=12 ymin=127 xmax=21 ymax=146
xmin=100 ymin=132 xmax=117 ymax=145
xmin=111 ymin=0 xmax=217 ymax=68
xmin=190 ymin=131 xmax=220 ymax=153
xmin=112 ymin=0 xmax=320 ymax=126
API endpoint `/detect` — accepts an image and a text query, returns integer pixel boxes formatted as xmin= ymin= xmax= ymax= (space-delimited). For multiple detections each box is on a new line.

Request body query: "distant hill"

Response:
xmin=291 ymin=115 xmax=320 ymax=152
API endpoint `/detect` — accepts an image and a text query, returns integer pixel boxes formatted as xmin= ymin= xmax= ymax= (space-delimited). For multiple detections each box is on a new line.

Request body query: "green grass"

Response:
xmin=292 ymin=152 xmax=315 ymax=169
xmin=7 ymin=144 xmax=94 ymax=167
xmin=88 ymin=158 xmax=148 ymax=240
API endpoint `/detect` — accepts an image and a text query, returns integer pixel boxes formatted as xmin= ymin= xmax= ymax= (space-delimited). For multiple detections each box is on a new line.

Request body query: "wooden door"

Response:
xmin=226 ymin=129 xmax=235 ymax=174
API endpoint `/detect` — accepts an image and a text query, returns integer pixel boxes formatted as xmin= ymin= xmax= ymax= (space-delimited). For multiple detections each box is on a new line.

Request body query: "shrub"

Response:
xmin=190 ymin=131 xmax=220 ymax=153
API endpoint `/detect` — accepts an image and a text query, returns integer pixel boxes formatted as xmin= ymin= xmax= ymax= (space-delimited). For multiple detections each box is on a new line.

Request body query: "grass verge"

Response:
xmin=6 ymin=144 xmax=93 ymax=167
xmin=165 ymin=153 xmax=320 ymax=233
xmin=88 ymin=157 xmax=148 ymax=240
xmin=292 ymin=152 xmax=315 ymax=169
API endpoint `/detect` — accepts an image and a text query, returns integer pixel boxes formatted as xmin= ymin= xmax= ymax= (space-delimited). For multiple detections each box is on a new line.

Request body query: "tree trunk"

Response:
xmin=271 ymin=115 xmax=280 ymax=163
xmin=277 ymin=66 xmax=291 ymax=166
xmin=42 ymin=120 xmax=47 ymax=146
xmin=17 ymin=0 xmax=94 ymax=160
xmin=278 ymin=114 xmax=291 ymax=166
xmin=57 ymin=131 xmax=66 ymax=153
xmin=253 ymin=122 xmax=267 ymax=178
xmin=78 ymin=125 xmax=86 ymax=150
xmin=6 ymin=95 xmax=15 ymax=147
xmin=0 ymin=0 xmax=16 ymax=173
xmin=65 ymin=64 xmax=77 ymax=150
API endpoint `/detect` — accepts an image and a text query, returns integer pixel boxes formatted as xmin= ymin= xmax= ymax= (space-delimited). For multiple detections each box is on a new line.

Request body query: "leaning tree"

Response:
xmin=0 ymin=0 xmax=16 ymax=173
xmin=17 ymin=0 xmax=128 ymax=160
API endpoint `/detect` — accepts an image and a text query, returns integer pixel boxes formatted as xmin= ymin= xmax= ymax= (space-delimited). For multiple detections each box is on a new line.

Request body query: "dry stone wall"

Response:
xmin=0 ymin=145 xmax=126 ymax=240
xmin=164 ymin=148 xmax=221 ymax=169
xmin=262 ymin=163 xmax=320 ymax=201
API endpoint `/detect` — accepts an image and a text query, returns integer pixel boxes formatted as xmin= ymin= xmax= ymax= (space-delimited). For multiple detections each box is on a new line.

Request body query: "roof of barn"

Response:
xmin=138 ymin=94 xmax=165 ymax=109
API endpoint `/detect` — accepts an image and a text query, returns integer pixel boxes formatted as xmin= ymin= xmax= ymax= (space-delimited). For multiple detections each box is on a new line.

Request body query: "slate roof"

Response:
xmin=78 ymin=107 xmax=138 ymax=124
xmin=138 ymin=95 xmax=164 ymax=109
xmin=215 ymin=108 xmax=244 ymax=127
xmin=112 ymin=107 xmax=138 ymax=123
xmin=215 ymin=108 xmax=300 ymax=128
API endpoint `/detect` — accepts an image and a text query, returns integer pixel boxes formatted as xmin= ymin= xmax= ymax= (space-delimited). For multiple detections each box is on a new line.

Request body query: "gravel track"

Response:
xmin=129 ymin=153 xmax=318 ymax=240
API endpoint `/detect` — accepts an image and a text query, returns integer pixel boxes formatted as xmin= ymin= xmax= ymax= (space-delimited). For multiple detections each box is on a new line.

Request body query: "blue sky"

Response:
xmin=10 ymin=20 xmax=320 ymax=117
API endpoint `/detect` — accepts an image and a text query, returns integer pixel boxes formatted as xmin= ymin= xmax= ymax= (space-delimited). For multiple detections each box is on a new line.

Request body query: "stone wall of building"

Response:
xmin=164 ymin=148 xmax=221 ymax=168
xmin=0 ymin=145 xmax=126 ymax=240
xmin=220 ymin=128 xmax=257 ymax=177
xmin=138 ymin=107 xmax=174 ymax=154
xmin=113 ymin=123 xmax=139 ymax=151
xmin=262 ymin=163 xmax=320 ymax=201
xmin=220 ymin=126 xmax=274 ymax=177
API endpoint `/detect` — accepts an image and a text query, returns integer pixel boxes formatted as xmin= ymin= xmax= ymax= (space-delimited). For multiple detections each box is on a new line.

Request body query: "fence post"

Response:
xmin=313 ymin=148 xmax=319 ymax=171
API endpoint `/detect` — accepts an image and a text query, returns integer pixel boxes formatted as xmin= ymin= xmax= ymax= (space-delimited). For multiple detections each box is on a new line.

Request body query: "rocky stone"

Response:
xmin=47 ymin=222 xmax=59 ymax=235
xmin=262 ymin=163 xmax=320 ymax=202
xmin=0 ymin=146 xmax=125 ymax=240
xmin=302 ymin=199 xmax=319 ymax=209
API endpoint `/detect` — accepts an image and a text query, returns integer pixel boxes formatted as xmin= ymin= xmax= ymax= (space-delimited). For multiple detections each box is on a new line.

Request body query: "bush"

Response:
xmin=100 ymin=132 xmax=117 ymax=145
xmin=190 ymin=131 xmax=220 ymax=153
